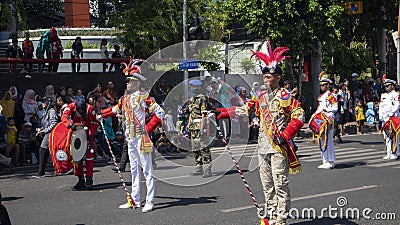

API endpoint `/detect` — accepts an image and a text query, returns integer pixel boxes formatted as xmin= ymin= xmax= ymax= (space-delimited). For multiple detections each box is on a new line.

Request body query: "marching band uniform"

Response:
xmin=379 ymin=76 xmax=399 ymax=160
xmin=218 ymin=43 xmax=304 ymax=225
xmin=100 ymin=60 xmax=164 ymax=213
xmin=61 ymin=99 xmax=98 ymax=190
xmin=314 ymin=74 xmax=337 ymax=169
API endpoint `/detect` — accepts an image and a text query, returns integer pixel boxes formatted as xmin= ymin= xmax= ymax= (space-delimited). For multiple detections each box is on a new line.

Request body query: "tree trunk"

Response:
xmin=311 ymin=41 xmax=322 ymax=111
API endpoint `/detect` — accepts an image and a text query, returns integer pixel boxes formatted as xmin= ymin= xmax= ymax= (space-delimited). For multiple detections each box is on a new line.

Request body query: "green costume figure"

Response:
xmin=36 ymin=30 xmax=51 ymax=73
xmin=187 ymin=79 xmax=213 ymax=178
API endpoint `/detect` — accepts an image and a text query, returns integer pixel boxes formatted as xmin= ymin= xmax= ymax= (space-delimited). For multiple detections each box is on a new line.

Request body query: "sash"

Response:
xmin=259 ymin=94 xmax=301 ymax=174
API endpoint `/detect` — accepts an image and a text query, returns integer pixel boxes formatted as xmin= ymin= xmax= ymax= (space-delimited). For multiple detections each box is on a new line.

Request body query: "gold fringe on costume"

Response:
xmin=141 ymin=134 xmax=153 ymax=154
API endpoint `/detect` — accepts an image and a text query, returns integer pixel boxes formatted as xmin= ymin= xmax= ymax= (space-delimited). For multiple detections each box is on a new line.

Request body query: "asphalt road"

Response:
xmin=1 ymin=133 xmax=399 ymax=225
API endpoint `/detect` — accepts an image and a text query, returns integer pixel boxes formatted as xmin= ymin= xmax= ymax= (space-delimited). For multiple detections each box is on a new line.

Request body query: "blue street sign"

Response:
xmin=179 ymin=60 xmax=199 ymax=70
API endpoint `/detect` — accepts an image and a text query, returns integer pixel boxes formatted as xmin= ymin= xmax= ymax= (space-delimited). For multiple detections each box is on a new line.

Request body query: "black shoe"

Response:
xmin=190 ymin=166 xmax=203 ymax=176
xmin=86 ymin=177 xmax=93 ymax=190
xmin=71 ymin=176 xmax=86 ymax=191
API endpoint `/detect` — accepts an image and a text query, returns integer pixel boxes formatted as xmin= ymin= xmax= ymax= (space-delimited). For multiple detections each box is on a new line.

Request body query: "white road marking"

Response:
xmin=220 ymin=185 xmax=379 ymax=213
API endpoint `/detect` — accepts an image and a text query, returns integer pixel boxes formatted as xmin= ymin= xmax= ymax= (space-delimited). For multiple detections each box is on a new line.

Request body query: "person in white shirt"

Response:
xmin=379 ymin=76 xmax=399 ymax=160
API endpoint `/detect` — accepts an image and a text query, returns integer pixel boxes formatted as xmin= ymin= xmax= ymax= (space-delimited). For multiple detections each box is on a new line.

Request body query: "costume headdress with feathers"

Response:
xmin=382 ymin=73 xmax=396 ymax=85
xmin=251 ymin=41 xmax=290 ymax=75
xmin=319 ymin=71 xmax=332 ymax=85
xmin=122 ymin=57 xmax=145 ymax=81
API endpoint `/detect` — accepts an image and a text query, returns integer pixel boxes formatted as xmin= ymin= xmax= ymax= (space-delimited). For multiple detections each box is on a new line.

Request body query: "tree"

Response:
xmin=0 ymin=2 xmax=12 ymax=31
xmin=109 ymin=0 xmax=208 ymax=58
xmin=195 ymin=44 xmax=225 ymax=71
xmin=20 ymin=0 xmax=63 ymax=29
xmin=240 ymin=58 xmax=255 ymax=74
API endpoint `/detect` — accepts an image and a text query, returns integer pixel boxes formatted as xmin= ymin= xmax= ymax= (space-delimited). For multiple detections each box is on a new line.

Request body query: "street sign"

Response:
xmin=392 ymin=31 xmax=398 ymax=49
xmin=340 ymin=1 xmax=363 ymax=15
xmin=179 ymin=60 xmax=199 ymax=70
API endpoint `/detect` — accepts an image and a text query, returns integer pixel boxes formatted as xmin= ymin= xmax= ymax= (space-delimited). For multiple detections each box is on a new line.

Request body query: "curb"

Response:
xmin=0 ymin=159 xmax=111 ymax=175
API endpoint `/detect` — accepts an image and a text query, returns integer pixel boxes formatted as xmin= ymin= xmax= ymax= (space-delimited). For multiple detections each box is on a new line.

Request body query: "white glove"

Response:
xmin=235 ymin=105 xmax=247 ymax=117
xmin=96 ymin=114 xmax=103 ymax=122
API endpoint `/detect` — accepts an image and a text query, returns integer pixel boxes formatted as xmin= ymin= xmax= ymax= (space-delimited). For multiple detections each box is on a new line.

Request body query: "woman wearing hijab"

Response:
xmin=0 ymin=91 xmax=15 ymax=120
xmin=250 ymin=82 xmax=261 ymax=98
xmin=22 ymin=89 xmax=38 ymax=123
xmin=43 ymin=85 xmax=57 ymax=102
xmin=9 ymin=86 xmax=18 ymax=102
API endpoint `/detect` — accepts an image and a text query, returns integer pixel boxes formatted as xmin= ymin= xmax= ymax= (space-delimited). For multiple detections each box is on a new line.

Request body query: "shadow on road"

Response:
xmin=340 ymin=140 xmax=362 ymax=144
xmin=334 ymin=162 xmax=366 ymax=169
xmin=153 ymin=195 xmax=218 ymax=210
xmin=1 ymin=196 xmax=24 ymax=202
xmin=360 ymin=141 xmax=383 ymax=145
xmin=291 ymin=217 xmax=359 ymax=224
xmin=92 ymin=181 xmax=132 ymax=190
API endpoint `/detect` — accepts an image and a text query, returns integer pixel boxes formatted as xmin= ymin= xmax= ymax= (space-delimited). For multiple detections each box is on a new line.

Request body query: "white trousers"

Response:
xmin=127 ymin=136 xmax=155 ymax=204
xmin=321 ymin=127 xmax=335 ymax=163
xmin=383 ymin=132 xmax=398 ymax=156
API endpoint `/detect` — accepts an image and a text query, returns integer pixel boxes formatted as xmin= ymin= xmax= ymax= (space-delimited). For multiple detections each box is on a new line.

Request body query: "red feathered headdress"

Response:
xmin=250 ymin=41 xmax=290 ymax=75
xmin=122 ymin=57 xmax=146 ymax=81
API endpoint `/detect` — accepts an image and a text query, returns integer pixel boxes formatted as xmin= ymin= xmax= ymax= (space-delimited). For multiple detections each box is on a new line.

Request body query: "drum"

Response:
xmin=70 ymin=126 xmax=88 ymax=162
xmin=308 ymin=112 xmax=332 ymax=135
xmin=49 ymin=122 xmax=73 ymax=175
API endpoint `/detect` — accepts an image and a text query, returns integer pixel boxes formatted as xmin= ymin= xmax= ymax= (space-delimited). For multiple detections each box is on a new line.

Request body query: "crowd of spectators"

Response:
xmin=0 ymin=82 xmax=127 ymax=170
xmin=332 ymin=73 xmax=383 ymax=140
xmin=4 ymin=29 xmax=129 ymax=74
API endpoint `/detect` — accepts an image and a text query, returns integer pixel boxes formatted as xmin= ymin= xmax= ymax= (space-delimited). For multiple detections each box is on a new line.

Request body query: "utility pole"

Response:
xmin=183 ymin=0 xmax=189 ymax=100
xmin=397 ymin=4 xmax=400 ymax=83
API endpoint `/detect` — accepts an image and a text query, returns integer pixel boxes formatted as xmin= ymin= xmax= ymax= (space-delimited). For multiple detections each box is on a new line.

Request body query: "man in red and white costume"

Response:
xmin=314 ymin=73 xmax=338 ymax=169
xmin=99 ymin=59 xmax=164 ymax=213
xmin=61 ymin=99 xmax=98 ymax=190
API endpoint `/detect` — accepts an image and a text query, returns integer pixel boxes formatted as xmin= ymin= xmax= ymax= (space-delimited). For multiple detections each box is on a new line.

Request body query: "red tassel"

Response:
xmin=260 ymin=218 xmax=270 ymax=225
xmin=281 ymin=118 xmax=304 ymax=140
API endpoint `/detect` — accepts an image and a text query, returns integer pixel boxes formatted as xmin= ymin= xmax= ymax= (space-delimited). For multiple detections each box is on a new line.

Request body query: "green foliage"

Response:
xmin=322 ymin=40 xmax=374 ymax=79
xmin=240 ymin=58 xmax=254 ymax=74
xmin=108 ymin=0 xmax=210 ymax=58
xmin=21 ymin=28 xmax=121 ymax=38
xmin=195 ymin=45 xmax=225 ymax=71
xmin=0 ymin=3 xmax=12 ymax=31
xmin=21 ymin=0 xmax=63 ymax=29
xmin=200 ymin=0 xmax=231 ymax=42
xmin=64 ymin=40 xmax=110 ymax=49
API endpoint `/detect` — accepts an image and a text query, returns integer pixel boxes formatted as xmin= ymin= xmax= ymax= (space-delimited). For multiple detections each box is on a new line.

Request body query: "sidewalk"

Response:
xmin=298 ymin=122 xmax=378 ymax=139
xmin=0 ymin=158 xmax=111 ymax=176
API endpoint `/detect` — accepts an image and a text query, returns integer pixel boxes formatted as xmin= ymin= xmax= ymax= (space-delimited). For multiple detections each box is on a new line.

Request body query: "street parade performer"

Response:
xmin=216 ymin=42 xmax=304 ymax=225
xmin=187 ymin=79 xmax=214 ymax=178
xmin=379 ymin=74 xmax=399 ymax=160
xmin=61 ymin=99 xmax=99 ymax=191
xmin=309 ymin=72 xmax=337 ymax=169
xmin=98 ymin=58 xmax=164 ymax=213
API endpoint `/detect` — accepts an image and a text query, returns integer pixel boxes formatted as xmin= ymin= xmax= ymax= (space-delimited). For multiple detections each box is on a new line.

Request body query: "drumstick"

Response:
xmin=99 ymin=120 xmax=136 ymax=207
